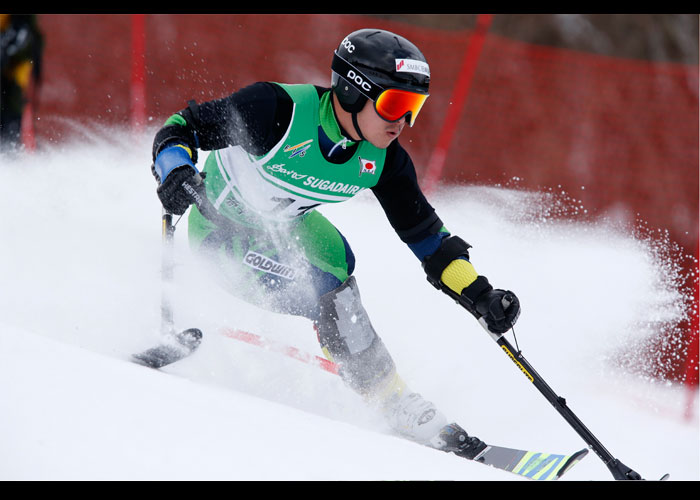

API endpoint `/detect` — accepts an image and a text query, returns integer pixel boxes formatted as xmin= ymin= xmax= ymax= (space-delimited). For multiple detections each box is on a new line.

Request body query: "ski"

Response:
xmin=136 ymin=324 xmax=592 ymax=480
xmin=221 ymin=326 xmax=587 ymax=480
xmin=220 ymin=327 xmax=339 ymax=374
xmin=464 ymin=443 xmax=589 ymax=480
xmin=431 ymin=423 xmax=588 ymax=480
xmin=131 ymin=328 xmax=203 ymax=369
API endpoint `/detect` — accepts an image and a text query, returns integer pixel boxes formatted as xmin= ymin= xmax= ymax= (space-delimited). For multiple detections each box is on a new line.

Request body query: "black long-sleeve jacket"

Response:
xmin=152 ymin=81 xmax=446 ymax=253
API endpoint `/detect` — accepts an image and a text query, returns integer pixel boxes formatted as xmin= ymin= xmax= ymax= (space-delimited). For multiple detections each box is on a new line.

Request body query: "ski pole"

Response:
xmin=479 ymin=298 xmax=655 ymax=480
xmin=160 ymin=208 xmax=176 ymax=336
xmin=489 ymin=330 xmax=644 ymax=479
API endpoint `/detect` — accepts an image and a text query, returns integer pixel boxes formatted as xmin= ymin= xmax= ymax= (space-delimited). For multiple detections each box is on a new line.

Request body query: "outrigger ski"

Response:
xmin=131 ymin=328 xmax=203 ymax=369
xmin=133 ymin=206 xmax=206 ymax=370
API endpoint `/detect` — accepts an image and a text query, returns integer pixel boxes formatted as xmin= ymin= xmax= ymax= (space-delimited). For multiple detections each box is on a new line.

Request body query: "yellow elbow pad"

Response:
xmin=441 ymin=259 xmax=479 ymax=295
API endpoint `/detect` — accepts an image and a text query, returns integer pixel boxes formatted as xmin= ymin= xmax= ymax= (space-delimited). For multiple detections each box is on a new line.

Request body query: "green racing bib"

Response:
xmin=198 ymin=83 xmax=386 ymax=226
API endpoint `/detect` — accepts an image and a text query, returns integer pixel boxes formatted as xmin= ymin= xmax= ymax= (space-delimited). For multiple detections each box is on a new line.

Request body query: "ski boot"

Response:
xmin=430 ymin=422 xmax=488 ymax=460
xmin=382 ymin=390 xmax=448 ymax=444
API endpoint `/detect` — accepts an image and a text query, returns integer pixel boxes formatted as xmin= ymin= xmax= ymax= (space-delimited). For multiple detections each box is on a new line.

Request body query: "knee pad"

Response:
xmin=315 ymin=276 xmax=396 ymax=395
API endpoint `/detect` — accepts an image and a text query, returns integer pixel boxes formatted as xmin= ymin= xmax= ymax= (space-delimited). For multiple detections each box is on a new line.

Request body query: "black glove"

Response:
xmin=462 ymin=276 xmax=520 ymax=335
xmin=475 ymin=288 xmax=520 ymax=335
xmin=156 ymin=166 xmax=199 ymax=215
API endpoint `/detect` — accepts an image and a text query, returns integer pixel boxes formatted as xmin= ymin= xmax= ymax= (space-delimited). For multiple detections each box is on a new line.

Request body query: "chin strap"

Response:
xmin=331 ymin=90 xmax=367 ymax=142
xmin=351 ymin=112 xmax=367 ymax=142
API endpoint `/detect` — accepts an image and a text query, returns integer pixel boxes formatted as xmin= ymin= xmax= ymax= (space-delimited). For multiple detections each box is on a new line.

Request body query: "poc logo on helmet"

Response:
xmin=340 ymin=37 xmax=355 ymax=53
xmin=346 ymin=70 xmax=372 ymax=92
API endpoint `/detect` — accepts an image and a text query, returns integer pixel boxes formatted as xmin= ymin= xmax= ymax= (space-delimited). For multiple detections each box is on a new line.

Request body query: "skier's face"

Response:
xmin=356 ymin=99 xmax=406 ymax=149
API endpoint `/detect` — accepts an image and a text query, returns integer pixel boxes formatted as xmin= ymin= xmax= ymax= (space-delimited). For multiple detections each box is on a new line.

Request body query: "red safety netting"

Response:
xmin=31 ymin=14 xmax=698 ymax=386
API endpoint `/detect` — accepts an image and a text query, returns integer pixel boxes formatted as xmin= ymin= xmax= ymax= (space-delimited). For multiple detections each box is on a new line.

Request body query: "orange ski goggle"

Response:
xmin=332 ymin=53 xmax=429 ymax=127
xmin=374 ymin=88 xmax=429 ymax=127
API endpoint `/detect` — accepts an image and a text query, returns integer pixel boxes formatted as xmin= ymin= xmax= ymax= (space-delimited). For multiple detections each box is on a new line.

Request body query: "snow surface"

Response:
xmin=0 ymin=127 xmax=698 ymax=481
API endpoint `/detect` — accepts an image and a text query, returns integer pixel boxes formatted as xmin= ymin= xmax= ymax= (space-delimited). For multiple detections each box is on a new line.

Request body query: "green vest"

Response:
xmin=201 ymin=83 xmax=386 ymax=226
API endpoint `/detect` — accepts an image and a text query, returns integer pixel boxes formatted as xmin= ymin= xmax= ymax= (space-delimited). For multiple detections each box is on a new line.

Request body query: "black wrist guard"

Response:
xmin=459 ymin=275 xmax=494 ymax=318
xmin=422 ymin=235 xmax=472 ymax=290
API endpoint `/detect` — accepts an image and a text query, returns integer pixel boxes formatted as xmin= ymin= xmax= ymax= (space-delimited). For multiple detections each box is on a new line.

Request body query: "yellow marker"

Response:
xmin=13 ymin=61 xmax=33 ymax=89
xmin=501 ymin=345 xmax=534 ymax=382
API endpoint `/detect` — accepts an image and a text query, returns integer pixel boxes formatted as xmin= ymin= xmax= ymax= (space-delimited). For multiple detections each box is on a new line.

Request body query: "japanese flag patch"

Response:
xmin=359 ymin=157 xmax=377 ymax=176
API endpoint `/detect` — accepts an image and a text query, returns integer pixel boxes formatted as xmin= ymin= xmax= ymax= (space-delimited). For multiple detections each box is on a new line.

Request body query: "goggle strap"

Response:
xmin=331 ymin=53 xmax=383 ymax=101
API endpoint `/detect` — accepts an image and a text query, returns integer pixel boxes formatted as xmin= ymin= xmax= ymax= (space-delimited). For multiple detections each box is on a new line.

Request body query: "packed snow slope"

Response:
xmin=0 ymin=127 xmax=697 ymax=480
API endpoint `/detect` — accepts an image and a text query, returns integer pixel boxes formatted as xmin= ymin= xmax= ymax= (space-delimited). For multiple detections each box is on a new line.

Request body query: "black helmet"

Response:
xmin=331 ymin=29 xmax=430 ymax=122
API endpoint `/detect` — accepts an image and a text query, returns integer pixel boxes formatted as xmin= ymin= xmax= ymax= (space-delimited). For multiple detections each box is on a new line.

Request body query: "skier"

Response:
xmin=150 ymin=28 xmax=521 ymax=458
xmin=0 ymin=14 xmax=43 ymax=152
